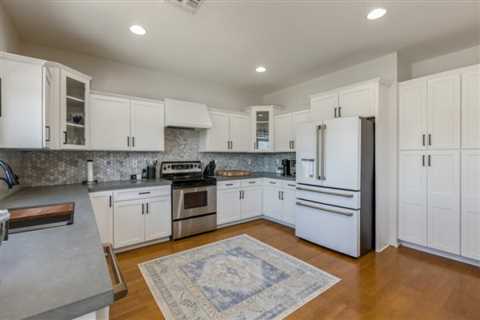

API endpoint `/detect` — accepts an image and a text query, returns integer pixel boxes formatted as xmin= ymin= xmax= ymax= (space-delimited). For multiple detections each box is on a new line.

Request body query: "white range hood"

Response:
xmin=164 ymin=98 xmax=212 ymax=129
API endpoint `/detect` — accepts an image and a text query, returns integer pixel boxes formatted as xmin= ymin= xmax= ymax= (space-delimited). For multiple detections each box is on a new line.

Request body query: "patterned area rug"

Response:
xmin=139 ymin=234 xmax=340 ymax=320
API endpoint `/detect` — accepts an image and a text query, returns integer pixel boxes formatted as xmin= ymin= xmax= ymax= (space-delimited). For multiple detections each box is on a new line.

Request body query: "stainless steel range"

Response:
xmin=160 ymin=161 xmax=217 ymax=240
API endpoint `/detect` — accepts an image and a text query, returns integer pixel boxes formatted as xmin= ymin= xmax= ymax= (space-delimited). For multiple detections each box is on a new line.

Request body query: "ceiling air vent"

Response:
xmin=170 ymin=0 xmax=204 ymax=13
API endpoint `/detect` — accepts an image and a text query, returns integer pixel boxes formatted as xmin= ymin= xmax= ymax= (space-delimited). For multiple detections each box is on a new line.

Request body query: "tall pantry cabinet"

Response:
xmin=398 ymin=65 xmax=480 ymax=262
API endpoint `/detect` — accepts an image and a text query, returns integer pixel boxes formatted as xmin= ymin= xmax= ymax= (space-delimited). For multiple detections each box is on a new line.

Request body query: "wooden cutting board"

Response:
xmin=216 ymin=170 xmax=252 ymax=177
xmin=9 ymin=203 xmax=75 ymax=223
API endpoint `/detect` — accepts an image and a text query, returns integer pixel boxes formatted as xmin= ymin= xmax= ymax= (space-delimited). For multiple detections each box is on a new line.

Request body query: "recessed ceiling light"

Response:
xmin=256 ymin=66 xmax=267 ymax=73
xmin=130 ymin=25 xmax=146 ymax=35
xmin=367 ymin=8 xmax=387 ymax=20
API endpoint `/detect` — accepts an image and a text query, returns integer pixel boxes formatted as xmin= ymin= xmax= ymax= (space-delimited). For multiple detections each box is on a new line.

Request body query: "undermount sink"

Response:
xmin=7 ymin=202 xmax=75 ymax=235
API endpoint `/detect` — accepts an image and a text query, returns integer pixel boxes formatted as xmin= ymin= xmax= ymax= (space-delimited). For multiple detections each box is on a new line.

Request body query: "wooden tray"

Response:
xmin=10 ymin=203 xmax=75 ymax=223
xmin=216 ymin=170 xmax=252 ymax=177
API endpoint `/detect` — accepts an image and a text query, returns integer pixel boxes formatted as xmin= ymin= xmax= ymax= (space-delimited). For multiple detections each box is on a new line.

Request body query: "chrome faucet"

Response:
xmin=0 ymin=160 xmax=19 ymax=189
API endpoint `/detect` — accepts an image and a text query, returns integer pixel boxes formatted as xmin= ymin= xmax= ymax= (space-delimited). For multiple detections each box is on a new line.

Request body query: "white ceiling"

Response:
xmin=3 ymin=0 xmax=479 ymax=94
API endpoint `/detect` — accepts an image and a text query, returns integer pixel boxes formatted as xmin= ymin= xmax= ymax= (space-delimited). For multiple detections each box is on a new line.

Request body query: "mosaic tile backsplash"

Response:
xmin=1 ymin=128 xmax=294 ymax=188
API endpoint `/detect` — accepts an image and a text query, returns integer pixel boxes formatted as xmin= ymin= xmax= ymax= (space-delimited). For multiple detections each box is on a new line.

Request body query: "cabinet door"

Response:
xmin=427 ymin=150 xmax=460 ymax=254
xmin=61 ymin=69 xmax=90 ymax=149
xmin=461 ymin=150 xmax=480 ymax=260
xmin=44 ymin=66 xmax=61 ymax=149
xmin=90 ymin=95 xmax=131 ymax=150
xmin=263 ymin=186 xmax=283 ymax=221
xmin=398 ymin=151 xmax=427 ymax=246
xmin=461 ymin=70 xmax=480 ymax=148
xmin=145 ymin=196 xmax=172 ymax=241
xmin=89 ymin=192 xmax=113 ymax=244
xmin=130 ymin=100 xmax=165 ymax=151
xmin=229 ymin=114 xmax=251 ymax=152
xmin=338 ymin=84 xmax=377 ymax=118
xmin=274 ymin=114 xmax=293 ymax=152
xmin=241 ymin=187 xmax=263 ymax=219
xmin=291 ymin=110 xmax=310 ymax=151
xmin=427 ymin=75 xmax=460 ymax=149
xmin=399 ymin=80 xmax=427 ymax=150
xmin=205 ymin=112 xmax=230 ymax=151
xmin=282 ymin=188 xmax=296 ymax=226
xmin=113 ymin=200 xmax=145 ymax=248
xmin=252 ymin=108 xmax=274 ymax=152
xmin=310 ymin=93 xmax=337 ymax=121
xmin=0 ymin=58 xmax=44 ymax=148
xmin=217 ymin=189 xmax=241 ymax=225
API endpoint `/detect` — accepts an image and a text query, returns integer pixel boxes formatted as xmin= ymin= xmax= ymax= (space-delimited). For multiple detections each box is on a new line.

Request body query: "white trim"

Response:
xmin=399 ymin=63 xmax=479 ymax=85
xmin=114 ymin=236 xmax=170 ymax=253
xmin=399 ymin=240 xmax=480 ymax=267
xmin=310 ymin=77 xmax=384 ymax=100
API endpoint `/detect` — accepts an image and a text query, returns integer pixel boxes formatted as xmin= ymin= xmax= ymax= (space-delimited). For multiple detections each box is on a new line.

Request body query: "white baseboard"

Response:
xmin=261 ymin=215 xmax=295 ymax=229
xmin=399 ymin=240 xmax=480 ymax=267
xmin=217 ymin=216 xmax=262 ymax=229
xmin=114 ymin=236 xmax=170 ymax=253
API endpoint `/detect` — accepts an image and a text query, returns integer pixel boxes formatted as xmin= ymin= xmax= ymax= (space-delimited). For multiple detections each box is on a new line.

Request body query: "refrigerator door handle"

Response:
xmin=296 ymin=200 xmax=353 ymax=217
xmin=296 ymin=186 xmax=354 ymax=198
xmin=317 ymin=124 xmax=327 ymax=180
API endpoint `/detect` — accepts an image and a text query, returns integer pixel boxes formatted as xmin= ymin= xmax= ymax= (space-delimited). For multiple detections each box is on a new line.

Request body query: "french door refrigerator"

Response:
xmin=295 ymin=117 xmax=375 ymax=257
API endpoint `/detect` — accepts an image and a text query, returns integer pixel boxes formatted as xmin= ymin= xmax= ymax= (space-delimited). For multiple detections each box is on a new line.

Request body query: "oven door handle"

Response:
xmin=103 ymin=243 xmax=128 ymax=301
xmin=178 ymin=186 xmax=215 ymax=194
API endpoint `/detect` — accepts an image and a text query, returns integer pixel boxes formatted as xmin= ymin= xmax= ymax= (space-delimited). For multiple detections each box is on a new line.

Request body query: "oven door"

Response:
xmin=172 ymin=186 xmax=216 ymax=220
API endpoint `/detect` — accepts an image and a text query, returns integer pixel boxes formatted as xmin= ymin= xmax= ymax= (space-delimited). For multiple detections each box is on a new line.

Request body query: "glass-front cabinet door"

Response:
xmin=251 ymin=106 xmax=275 ymax=152
xmin=60 ymin=69 xmax=91 ymax=149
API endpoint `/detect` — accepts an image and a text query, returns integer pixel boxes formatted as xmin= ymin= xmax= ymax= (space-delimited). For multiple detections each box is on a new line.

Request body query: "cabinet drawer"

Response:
xmin=264 ymin=179 xmax=282 ymax=186
xmin=283 ymin=181 xmax=297 ymax=190
xmin=296 ymin=184 xmax=360 ymax=209
xmin=114 ymin=186 xmax=170 ymax=202
xmin=240 ymin=179 xmax=262 ymax=187
xmin=217 ymin=181 xmax=241 ymax=190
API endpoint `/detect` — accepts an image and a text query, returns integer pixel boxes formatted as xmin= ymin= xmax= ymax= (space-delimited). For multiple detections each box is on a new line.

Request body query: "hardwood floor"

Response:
xmin=110 ymin=220 xmax=480 ymax=320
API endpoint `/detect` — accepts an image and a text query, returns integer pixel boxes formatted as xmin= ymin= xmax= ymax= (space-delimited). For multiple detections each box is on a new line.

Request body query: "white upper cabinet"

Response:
xmin=229 ymin=114 xmax=250 ymax=152
xmin=398 ymin=151 xmax=428 ymax=246
xmin=251 ymin=106 xmax=275 ymax=152
xmin=60 ymin=69 xmax=91 ymax=149
xmin=274 ymin=113 xmax=293 ymax=152
xmin=399 ymin=80 xmax=427 ymax=150
xmin=200 ymin=111 xmax=250 ymax=152
xmin=427 ymin=75 xmax=460 ymax=149
xmin=89 ymin=93 xmax=165 ymax=152
xmin=90 ymin=94 xmax=131 ymax=150
xmin=461 ymin=150 xmax=480 ymax=260
xmin=311 ymin=93 xmax=338 ymax=121
xmin=399 ymin=72 xmax=462 ymax=151
xmin=338 ymin=83 xmax=377 ymax=118
xmin=461 ymin=68 xmax=480 ymax=149
xmin=274 ymin=110 xmax=310 ymax=152
xmin=0 ymin=53 xmax=46 ymax=149
xmin=427 ymin=150 xmax=460 ymax=255
xmin=44 ymin=66 xmax=61 ymax=150
xmin=130 ymin=99 xmax=165 ymax=151
xmin=310 ymin=79 xmax=380 ymax=122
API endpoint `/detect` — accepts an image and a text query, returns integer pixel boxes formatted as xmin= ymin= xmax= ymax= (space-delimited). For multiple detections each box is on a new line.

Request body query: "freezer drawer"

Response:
xmin=295 ymin=199 xmax=360 ymax=257
xmin=296 ymin=183 xmax=360 ymax=209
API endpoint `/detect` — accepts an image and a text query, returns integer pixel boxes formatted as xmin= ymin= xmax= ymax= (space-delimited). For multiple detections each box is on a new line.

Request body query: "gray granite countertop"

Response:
xmin=0 ymin=184 xmax=114 ymax=320
xmin=88 ymin=178 xmax=171 ymax=193
xmin=214 ymin=172 xmax=296 ymax=181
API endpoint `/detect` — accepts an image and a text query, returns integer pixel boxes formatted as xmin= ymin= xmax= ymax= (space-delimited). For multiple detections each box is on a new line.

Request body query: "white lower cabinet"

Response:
xmin=263 ymin=185 xmax=283 ymax=221
xmin=263 ymin=179 xmax=297 ymax=226
xmin=461 ymin=150 xmax=480 ymax=260
xmin=217 ymin=180 xmax=263 ymax=225
xmin=89 ymin=192 xmax=113 ymax=244
xmin=113 ymin=199 xmax=145 ymax=248
xmin=90 ymin=186 xmax=171 ymax=250
xmin=399 ymin=150 xmax=461 ymax=256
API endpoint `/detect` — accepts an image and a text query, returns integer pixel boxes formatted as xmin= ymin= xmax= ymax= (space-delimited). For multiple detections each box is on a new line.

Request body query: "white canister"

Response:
xmin=87 ymin=160 xmax=94 ymax=183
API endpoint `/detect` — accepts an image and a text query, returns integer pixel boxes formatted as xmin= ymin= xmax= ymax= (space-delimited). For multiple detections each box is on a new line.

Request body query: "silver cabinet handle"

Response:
xmin=225 ymin=183 xmax=234 ymax=186
xmin=269 ymin=181 xmax=277 ymax=184
xmin=127 ymin=136 xmax=130 ymax=147
xmin=132 ymin=136 xmax=135 ymax=147
xmin=422 ymin=134 xmax=426 ymax=147
xmin=63 ymin=131 xmax=68 ymax=144
xmin=278 ymin=190 xmax=281 ymax=200
xmin=109 ymin=195 xmax=112 ymax=208
xmin=139 ymin=191 xmax=151 ymax=195
xmin=141 ymin=203 xmax=144 ymax=215
xmin=249 ymin=181 xmax=256 ymax=184
xmin=338 ymin=106 xmax=342 ymax=117
xmin=296 ymin=200 xmax=353 ymax=217
xmin=334 ymin=107 xmax=337 ymax=118
xmin=428 ymin=134 xmax=432 ymax=146
xmin=422 ymin=155 xmax=426 ymax=167
xmin=428 ymin=154 xmax=431 ymax=167
xmin=45 ymin=126 xmax=51 ymax=142
xmin=297 ymin=186 xmax=354 ymax=198
xmin=146 ymin=202 xmax=149 ymax=214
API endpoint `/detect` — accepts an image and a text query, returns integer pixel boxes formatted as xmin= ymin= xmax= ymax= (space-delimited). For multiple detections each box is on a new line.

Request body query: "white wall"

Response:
xmin=263 ymin=53 xmax=398 ymax=111
xmin=409 ymin=45 xmax=480 ymax=80
xmin=19 ymin=43 xmax=260 ymax=111
xmin=0 ymin=1 xmax=19 ymax=52
xmin=263 ymin=52 xmax=399 ymax=251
